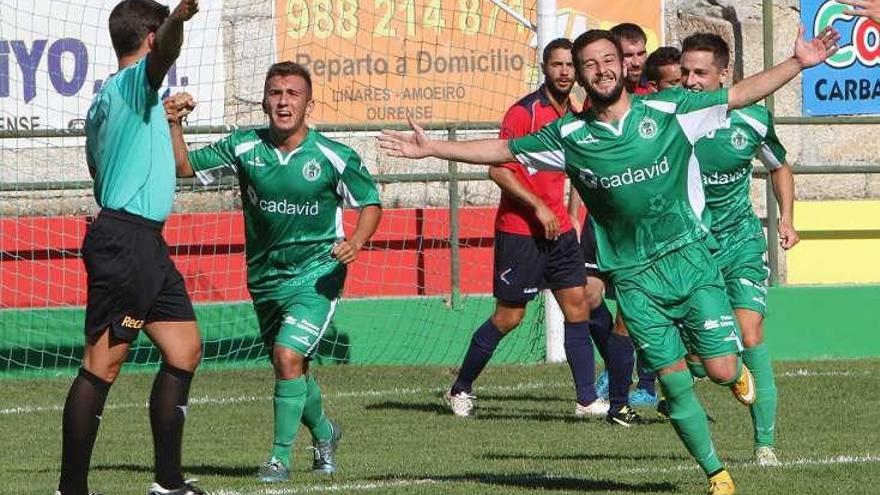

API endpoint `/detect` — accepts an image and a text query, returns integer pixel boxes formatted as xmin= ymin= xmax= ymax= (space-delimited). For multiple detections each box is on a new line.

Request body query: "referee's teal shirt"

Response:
xmin=85 ymin=57 xmax=175 ymax=222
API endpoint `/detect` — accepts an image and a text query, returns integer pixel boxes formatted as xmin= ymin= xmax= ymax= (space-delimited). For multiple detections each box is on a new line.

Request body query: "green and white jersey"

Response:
xmin=508 ymin=87 xmax=729 ymax=274
xmin=696 ymin=104 xmax=786 ymax=245
xmin=189 ymin=128 xmax=381 ymax=291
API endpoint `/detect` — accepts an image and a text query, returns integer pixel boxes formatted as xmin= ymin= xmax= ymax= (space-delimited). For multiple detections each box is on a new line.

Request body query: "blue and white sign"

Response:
xmin=801 ymin=0 xmax=880 ymax=116
xmin=0 ymin=0 xmax=225 ymax=133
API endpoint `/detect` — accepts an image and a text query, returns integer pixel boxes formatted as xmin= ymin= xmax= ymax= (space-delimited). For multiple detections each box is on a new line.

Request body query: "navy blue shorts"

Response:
xmin=82 ymin=209 xmax=196 ymax=343
xmin=493 ymin=229 xmax=586 ymax=303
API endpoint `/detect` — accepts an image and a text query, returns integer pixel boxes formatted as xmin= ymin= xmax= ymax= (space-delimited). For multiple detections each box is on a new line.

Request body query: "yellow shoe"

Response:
xmin=730 ymin=366 xmax=756 ymax=405
xmin=708 ymin=469 xmax=736 ymax=495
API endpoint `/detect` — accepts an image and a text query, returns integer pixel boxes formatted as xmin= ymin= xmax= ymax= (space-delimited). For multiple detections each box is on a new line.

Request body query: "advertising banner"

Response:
xmin=801 ymin=0 xmax=880 ymax=116
xmin=275 ymin=0 xmax=662 ymax=124
xmin=0 ymin=0 xmax=225 ymax=133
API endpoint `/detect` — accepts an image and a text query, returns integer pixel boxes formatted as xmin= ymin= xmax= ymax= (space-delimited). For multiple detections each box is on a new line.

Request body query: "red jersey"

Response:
xmin=631 ymin=81 xmax=653 ymax=95
xmin=495 ymin=86 xmax=573 ymax=236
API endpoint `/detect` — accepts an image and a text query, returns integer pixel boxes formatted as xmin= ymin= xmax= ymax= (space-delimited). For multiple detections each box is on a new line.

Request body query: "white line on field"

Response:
xmin=203 ymin=454 xmax=880 ymax=495
xmin=0 ymin=380 xmax=569 ymax=416
xmin=622 ymin=453 xmax=880 ymax=475
xmin=211 ymin=479 xmax=436 ymax=495
xmin=0 ymin=368 xmax=870 ymax=416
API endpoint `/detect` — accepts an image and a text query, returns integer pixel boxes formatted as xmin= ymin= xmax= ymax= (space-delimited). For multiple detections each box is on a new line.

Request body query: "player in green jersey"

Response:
xmin=681 ymin=32 xmax=798 ymax=467
xmin=165 ymin=62 xmax=382 ymax=483
xmin=379 ymin=26 xmax=838 ymax=495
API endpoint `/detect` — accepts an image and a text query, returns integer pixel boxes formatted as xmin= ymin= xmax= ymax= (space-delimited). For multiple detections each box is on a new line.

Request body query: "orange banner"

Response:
xmin=275 ymin=0 xmax=661 ymax=124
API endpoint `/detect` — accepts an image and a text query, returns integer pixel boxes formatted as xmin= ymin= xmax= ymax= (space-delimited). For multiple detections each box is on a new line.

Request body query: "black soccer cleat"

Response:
xmin=605 ymin=405 xmax=643 ymax=427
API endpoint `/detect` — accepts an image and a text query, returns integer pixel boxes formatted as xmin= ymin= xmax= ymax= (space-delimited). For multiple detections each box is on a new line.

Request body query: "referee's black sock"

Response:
xmin=150 ymin=363 xmax=193 ymax=489
xmin=59 ymin=367 xmax=112 ymax=495
xmin=588 ymin=301 xmax=613 ymax=362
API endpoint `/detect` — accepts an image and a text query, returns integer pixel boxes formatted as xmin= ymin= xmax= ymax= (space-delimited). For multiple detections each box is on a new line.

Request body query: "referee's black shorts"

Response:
xmin=82 ymin=209 xmax=196 ymax=342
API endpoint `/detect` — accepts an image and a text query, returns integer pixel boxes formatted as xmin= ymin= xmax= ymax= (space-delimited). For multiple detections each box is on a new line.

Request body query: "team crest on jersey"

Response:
xmin=638 ymin=117 xmax=658 ymax=139
xmin=731 ymin=128 xmax=748 ymax=150
xmin=648 ymin=194 xmax=668 ymax=213
xmin=302 ymin=159 xmax=322 ymax=182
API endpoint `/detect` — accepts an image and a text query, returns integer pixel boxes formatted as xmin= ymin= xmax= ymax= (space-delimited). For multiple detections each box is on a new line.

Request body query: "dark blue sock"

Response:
xmin=589 ymin=301 xmax=613 ymax=362
xmin=636 ymin=354 xmax=657 ymax=395
xmin=564 ymin=320 xmax=597 ymax=406
xmin=606 ymin=333 xmax=635 ymax=414
xmin=451 ymin=319 xmax=504 ymax=395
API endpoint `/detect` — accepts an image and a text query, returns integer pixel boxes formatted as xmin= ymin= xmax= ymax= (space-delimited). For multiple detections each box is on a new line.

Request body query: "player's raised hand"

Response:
xmin=378 ymin=116 xmax=433 ymax=159
xmin=778 ymin=219 xmax=800 ymax=250
xmin=172 ymin=0 xmax=199 ymax=22
xmin=793 ymin=24 xmax=841 ymax=69
xmin=164 ymin=92 xmax=196 ymax=125
xmin=838 ymin=0 xmax=880 ymax=23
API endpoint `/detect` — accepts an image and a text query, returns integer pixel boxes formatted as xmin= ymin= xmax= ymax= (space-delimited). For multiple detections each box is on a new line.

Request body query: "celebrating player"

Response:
xmin=681 ymin=32 xmax=798 ymax=467
xmin=58 ymin=2 xmax=204 ymax=495
xmin=166 ymin=62 xmax=382 ymax=483
xmin=379 ymin=25 xmax=838 ymax=494
xmin=444 ymin=38 xmax=609 ymax=419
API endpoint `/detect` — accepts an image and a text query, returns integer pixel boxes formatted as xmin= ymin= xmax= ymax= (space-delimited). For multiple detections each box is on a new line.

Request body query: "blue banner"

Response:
xmin=801 ymin=0 xmax=880 ymax=116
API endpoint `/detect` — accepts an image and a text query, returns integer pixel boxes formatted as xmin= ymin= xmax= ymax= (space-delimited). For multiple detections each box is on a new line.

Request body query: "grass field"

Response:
xmin=2 ymin=359 xmax=878 ymax=495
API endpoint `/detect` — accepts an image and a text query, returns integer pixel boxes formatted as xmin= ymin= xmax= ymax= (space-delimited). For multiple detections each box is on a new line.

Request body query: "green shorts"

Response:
xmin=613 ymin=241 xmax=743 ymax=372
xmin=715 ymin=234 xmax=770 ymax=316
xmin=251 ymin=261 xmax=346 ymax=358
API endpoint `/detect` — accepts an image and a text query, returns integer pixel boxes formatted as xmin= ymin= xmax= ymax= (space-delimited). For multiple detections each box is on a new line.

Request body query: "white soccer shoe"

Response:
xmin=444 ymin=390 xmax=475 ymax=417
xmin=755 ymin=446 xmax=781 ymax=466
xmin=574 ymin=398 xmax=611 ymax=417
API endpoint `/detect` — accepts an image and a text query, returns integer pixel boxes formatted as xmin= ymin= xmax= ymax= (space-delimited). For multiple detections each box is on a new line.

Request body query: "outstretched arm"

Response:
xmin=728 ymin=25 xmax=839 ymax=110
xmin=147 ymin=0 xmax=200 ymax=89
xmin=378 ymin=117 xmax=515 ymax=165
xmin=838 ymin=0 xmax=880 ymax=23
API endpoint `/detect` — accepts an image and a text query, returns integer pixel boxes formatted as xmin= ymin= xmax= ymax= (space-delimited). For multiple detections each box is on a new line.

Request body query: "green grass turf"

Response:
xmin=2 ymin=359 xmax=878 ymax=494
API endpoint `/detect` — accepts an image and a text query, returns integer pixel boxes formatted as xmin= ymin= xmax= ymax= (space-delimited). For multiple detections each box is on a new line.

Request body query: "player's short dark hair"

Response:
xmin=681 ymin=33 xmax=730 ymax=70
xmin=264 ymin=61 xmax=313 ymax=98
xmin=543 ymin=38 xmax=573 ymax=65
xmin=610 ymin=23 xmax=647 ymax=44
xmin=572 ymin=30 xmax=623 ymax=68
xmin=108 ymin=0 xmax=170 ymax=58
xmin=644 ymin=46 xmax=681 ymax=83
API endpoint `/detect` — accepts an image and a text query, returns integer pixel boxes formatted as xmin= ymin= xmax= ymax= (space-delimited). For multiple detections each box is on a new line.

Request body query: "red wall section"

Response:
xmin=0 ymin=207 xmax=497 ymax=308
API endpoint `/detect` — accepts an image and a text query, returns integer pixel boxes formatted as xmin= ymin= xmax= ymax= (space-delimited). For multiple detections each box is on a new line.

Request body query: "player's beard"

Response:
xmin=585 ymin=75 xmax=624 ymax=108
xmin=546 ymin=80 xmax=573 ymax=105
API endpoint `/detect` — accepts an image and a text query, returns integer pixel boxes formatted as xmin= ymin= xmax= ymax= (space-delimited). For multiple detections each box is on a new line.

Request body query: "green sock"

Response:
xmin=658 ymin=370 xmax=724 ymax=475
xmin=301 ymin=374 xmax=333 ymax=442
xmin=271 ymin=376 xmax=308 ymax=467
xmin=742 ymin=343 xmax=777 ymax=447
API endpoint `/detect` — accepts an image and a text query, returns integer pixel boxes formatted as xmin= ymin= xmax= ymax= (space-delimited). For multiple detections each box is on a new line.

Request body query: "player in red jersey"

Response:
xmin=444 ymin=38 xmax=607 ymax=419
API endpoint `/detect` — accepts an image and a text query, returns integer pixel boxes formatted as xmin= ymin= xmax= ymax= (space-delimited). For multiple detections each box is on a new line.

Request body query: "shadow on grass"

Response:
xmin=477 ymin=392 xmax=570 ymax=403
xmin=89 ymin=463 xmax=255 ymax=477
xmin=370 ymin=472 xmax=676 ymax=492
